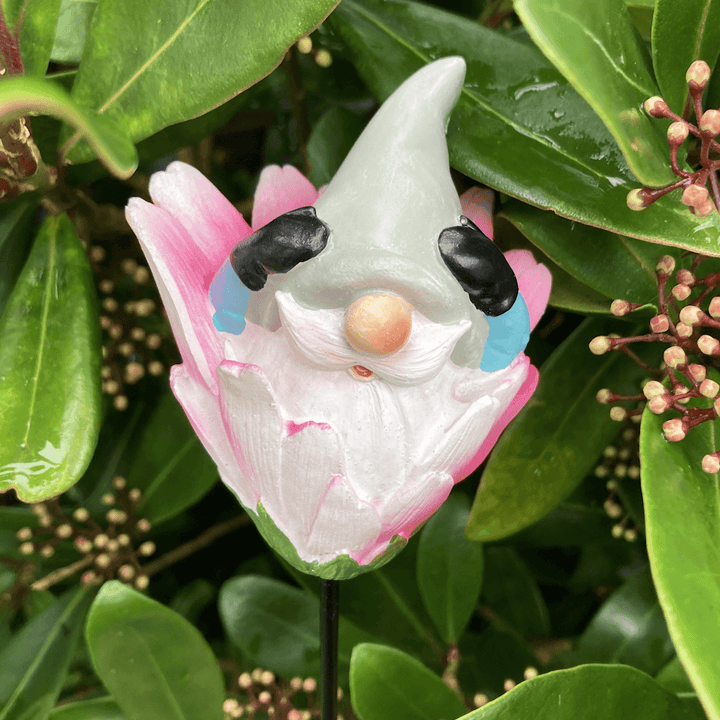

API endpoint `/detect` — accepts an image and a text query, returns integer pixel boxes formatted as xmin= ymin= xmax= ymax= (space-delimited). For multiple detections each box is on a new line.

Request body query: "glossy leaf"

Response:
xmin=2 ymin=0 xmax=62 ymax=76
xmin=641 ymin=397 xmax=720 ymax=719
xmin=0 ymin=76 xmax=137 ymax=178
xmin=514 ymin=0 xmax=670 ymax=186
xmin=86 ymin=581 xmax=225 ymax=720
xmin=560 ymin=568 xmax=674 ymax=675
xmin=308 ymin=106 xmax=366 ymax=187
xmin=0 ymin=214 xmax=101 ymax=503
xmin=329 ymin=0 xmax=720 ymax=255
xmin=482 ymin=547 xmax=551 ymax=636
xmin=466 ymin=318 xmax=651 ymax=542
xmin=219 ymin=575 xmax=374 ymax=683
xmin=548 ymin=263 xmax=614 ymax=314
xmin=417 ymin=493 xmax=484 ymax=643
xmin=48 ymin=697 xmax=125 ymax=720
xmin=458 ymin=664 xmax=705 ymax=720
xmin=127 ymin=391 xmax=218 ymax=525
xmin=62 ymin=0 xmax=342 ymax=161
xmin=0 ymin=588 xmax=92 ymax=720
xmin=0 ymin=198 xmax=38 ymax=318
xmin=349 ymin=644 xmax=466 ymax=720
xmin=50 ymin=0 xmax=98 ymax=64
xmin=652 ymin=0 xmax=720 ymax=113
xmin=655 ymin=656 xmax=696 ymax=695
xmin=498 ymin=201 xmax=672 ymax=304
xmin=338 ymin=540 xmax=441 ymax=660
xmin=458 ymin=627 xmax=539 ymax=701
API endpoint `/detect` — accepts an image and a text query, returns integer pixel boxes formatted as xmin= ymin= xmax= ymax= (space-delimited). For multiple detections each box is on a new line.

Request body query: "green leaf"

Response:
xmin=0 ymin=197 xmax=38 ymax=318
xmin=482 ymin=547 xmax=551 ymax=636
xmin=308 ymin=106 xmax=366 ymax=187
xmin=458 ymin=664 xmax=705 ymax=720
xmin=50 ymin=0 xmax=98 ymax=64
xmin=560 ymin=568 xmax=674 ymax=675
xmin=219 ymin=575 xmax=374 ymax=683
xmin=548 ymin=264 xmax=615 ymax=314
xmin=349 ymin=644 xmax=466 ymax=720
xmin=48 ymin=697 xmax=125 ymax=720
xmin=498 ymin=201 xmax=673 ymax=304
xmin=416 ymin=493 xmax=484 ymax=644
xmin=640 ymin=394 xmax=720 ymax=719
xmin=514 ymin=0 xmax=670 ymax=187
xmin=85 ymin=581 xmax=225 ymax=720
xmin=62 ymin=0 xmax=342 ymax=162
xmin=0 ymin=588 xmax=92 ymax=720
xmin=2 ymin=0 xmax=62 ymax=76
xmin=466 ymin=318 xmax=651 ymax=542
xmin=126 ymin=390 xmax=218 ymax=525
xmin=0 ymin=214 xmax=101 ymax=503
xmin=655 ymin=656 xmax=696 ymax=695
xmin=0 ymin=76 xmax=137 ymax=179
xmin=652 ymin=0 xmax=720 ymax=114
xmin=329 ymin=0 xmax=720 ymax=255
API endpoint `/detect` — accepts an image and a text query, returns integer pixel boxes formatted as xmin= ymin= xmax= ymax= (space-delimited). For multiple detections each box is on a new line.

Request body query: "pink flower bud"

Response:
xmin=643 ymin=96 xmax=670 ymax=117
xmin=648 ymin=395 xmax=670 ymax=414
xmin=699 ymin=109 xmax=720 ymax=135
xmin=663 ymin=417 xmax=686 ymax=442
xmin=656 ymin=255 xmax=676 ymax=276
xmin=667 ymin=121 xmax=689 ymax=144
xmin=650 ymin=314 xmax=669 ymax=333
xmin=676 ymin=269 xmax=696 ymax=285
xmin=700 ymin=379 xmax=719 ymax=397
xmin=626 ymin=188 xmax=649 ymax=211
xmin=643 ymin=380 xmax=666 ymax=399
xmin=689 ymin=363 xmax=707 ymax=383
xmin=702 ymin=454 xmax=720 ymax=474
xmin=611 ymin=299 xmax=631 ymax=316
xmin=676 ymin=322 xmax=693 ymax=338
xmin=686 ymin=60 xmax=711 ymax=88
xmin=682 ymin=185 xmax=709 ymax=208
xmin=610 ymin=407 xmax=627 ymax=422
xmin=672 ymin=284 xmax=692 ymax=301
xmin=695 ymin=198 xmax=716 ymax=217
xmin=596 ymin=388 xmax=612 ymax=404
xmin=663 ymin=346 xmax=687 ymax=368
xmin=589 ymin=336 xmax=612 ymax=355
xmin=698 ymin=334 xmax=720 ymax=355
xmin=709 ymin=297 xmax=720 ymax=318
xmin=679 ymin=305 xmax=704 ymax=326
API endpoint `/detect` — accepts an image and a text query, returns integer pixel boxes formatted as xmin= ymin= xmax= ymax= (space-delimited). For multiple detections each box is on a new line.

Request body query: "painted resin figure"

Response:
xmin=126 ymin=57 xmax=551 ymax=579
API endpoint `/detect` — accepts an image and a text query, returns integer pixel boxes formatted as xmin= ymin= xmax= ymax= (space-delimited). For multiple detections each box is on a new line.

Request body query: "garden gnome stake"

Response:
xmin=127 ymin=56 xmax=545 ymax=720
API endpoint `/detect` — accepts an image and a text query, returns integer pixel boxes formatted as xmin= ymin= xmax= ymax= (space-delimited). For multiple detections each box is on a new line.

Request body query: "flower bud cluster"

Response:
xmin=628 ymin=61 xmax=720 ymax=217
xmin=224 ymin=667 xmax=347 ymax=720
xmin=13 ymin=476 xmax=155 ymax=593
xmin=90 ymin=246 xmax=176 ymax=411
xmin=590 ymin=251 xmax=720 ymax=472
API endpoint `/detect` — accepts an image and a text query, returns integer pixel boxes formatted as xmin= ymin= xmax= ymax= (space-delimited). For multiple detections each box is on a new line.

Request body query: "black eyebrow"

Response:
xmin=437 ymin=216 xmax=518 ymax=316
xmin=230 ymin=207 xmax=329 ymax=291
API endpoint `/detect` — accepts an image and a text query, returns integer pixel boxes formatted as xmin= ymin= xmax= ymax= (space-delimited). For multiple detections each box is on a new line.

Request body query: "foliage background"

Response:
xmin=1 ymin=0 xmax=719 ymax=719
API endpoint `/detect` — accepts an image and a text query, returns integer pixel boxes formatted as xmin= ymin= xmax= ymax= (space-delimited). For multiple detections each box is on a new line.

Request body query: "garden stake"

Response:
xmin=320 ymin=579 xmax=339 ymax=720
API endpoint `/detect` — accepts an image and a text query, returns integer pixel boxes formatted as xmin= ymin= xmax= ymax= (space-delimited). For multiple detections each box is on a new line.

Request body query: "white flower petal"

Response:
xmin=216 ymin=361 xmax=281 ymax=504
xmin=170 ymin=365 xmax=259 ymax=508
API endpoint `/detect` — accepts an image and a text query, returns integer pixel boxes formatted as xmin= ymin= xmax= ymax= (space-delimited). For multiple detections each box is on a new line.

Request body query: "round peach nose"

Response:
xmin=344 ymin=294 xmax=413 ymax=355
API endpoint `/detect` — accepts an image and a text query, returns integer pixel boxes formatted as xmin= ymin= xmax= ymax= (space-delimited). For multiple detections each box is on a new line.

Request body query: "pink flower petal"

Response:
xmin=170 ymin=364 xmax=257 ymax=509
xmin=251 ymin=165 xmax=319 ymax=230
xmin=455 ymin=358 xmax=539 ymax=476
xmin=126 ymin=199 xmax=222 ymax=390
xmin=505 ymin=249 xmax=552 ymax=331
xmin=460 ymin=187 xmax=494 ymax=239
xmin=148 ymin=161 xmax=252 ymax=271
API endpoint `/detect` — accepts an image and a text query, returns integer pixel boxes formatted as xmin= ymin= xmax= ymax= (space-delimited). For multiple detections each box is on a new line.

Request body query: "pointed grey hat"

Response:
xmin=259 ymin=57 xmax=488 ymax=367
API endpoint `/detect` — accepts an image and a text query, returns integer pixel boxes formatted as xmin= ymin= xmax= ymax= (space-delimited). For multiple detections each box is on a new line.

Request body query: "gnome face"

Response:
xmin=126 ymin=56 xmax=543 ymax=579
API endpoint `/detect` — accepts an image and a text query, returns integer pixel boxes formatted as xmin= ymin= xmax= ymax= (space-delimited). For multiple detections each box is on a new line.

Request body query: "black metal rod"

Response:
xmin=320 ymin=578 xmax=339 ymax=720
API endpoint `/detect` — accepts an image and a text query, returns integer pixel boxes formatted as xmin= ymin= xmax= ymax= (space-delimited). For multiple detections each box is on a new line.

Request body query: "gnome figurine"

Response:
xmin=128 ymin=57 xmax=544 ymax=580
